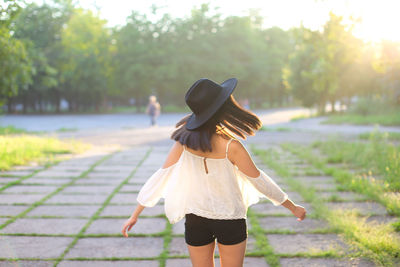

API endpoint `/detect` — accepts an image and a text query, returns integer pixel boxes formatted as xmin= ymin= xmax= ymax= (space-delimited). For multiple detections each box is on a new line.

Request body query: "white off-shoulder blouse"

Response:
xmin=137 ymin=139 xmax=288 ymax=224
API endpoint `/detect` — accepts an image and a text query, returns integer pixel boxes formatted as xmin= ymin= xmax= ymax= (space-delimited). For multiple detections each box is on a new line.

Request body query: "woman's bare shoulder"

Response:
xmin=162 ymin=141 xmax=184 ymax=168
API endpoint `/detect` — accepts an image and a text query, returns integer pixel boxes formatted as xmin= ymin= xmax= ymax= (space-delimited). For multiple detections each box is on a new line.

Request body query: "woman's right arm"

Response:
xmin=123 ymin=142 xmax=184 ymax=237
xmin=229 ymin=140 xmax=306 ymax=221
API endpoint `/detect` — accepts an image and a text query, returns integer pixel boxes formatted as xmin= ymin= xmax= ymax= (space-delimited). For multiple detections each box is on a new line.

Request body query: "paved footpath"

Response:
xmin=0 ymin=127 xmax=387 ymax=266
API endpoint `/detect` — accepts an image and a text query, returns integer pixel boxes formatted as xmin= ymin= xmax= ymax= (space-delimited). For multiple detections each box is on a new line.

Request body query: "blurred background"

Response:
xmin=1 ymin=0 xmax=399 ymax=117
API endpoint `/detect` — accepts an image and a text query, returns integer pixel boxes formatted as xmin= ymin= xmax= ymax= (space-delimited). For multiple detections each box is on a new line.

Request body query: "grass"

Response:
xmin=322 ymin=114 xmax=400 ymax=126
xmin=247 ymin=209 xmax=281 ymax=267
xmin=56 ymin=127 xmax=78 ymax=132
xmin=313 ymin=130 xmax=400 ymax=191
xmin=358 ymin=131 xmax=400 ymax=141
xmin=252 ymin=145 xmax=400 ymax=266
xmin=0 ymin=134 xmax=91 ymax=171
xmin=52 ymin=148 xmax=151 ymax=267
xmin=0 ymin=126 xmax=29 ymax=135
xmin=282 ymin=142 xmax=400 ymax=216
xmin=0 ymin=152 xmax=116 ymax=231
xmin=260 ymin=126 xmax=292 ymax=132
xmin=289 ymin=113 xmax=318 ymax=122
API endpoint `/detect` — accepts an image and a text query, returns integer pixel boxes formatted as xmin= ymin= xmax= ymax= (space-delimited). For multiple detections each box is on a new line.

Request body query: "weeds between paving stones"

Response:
xmin=0 ymin=152 xmax=117 ymax=231
xmin=52 ymin=148 xmax=151 ymax=266
xmin=254 ymin=143 xmax=400 ymax=266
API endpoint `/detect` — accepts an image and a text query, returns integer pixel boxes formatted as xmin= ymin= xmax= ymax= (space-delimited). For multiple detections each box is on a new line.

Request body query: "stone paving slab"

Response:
xmin=109 ymin=193 xmax=138 ymax=204
xmin=0 ymin=218 xmax=9 ymax=225
xmin=295 ymin=176 xmax=335 ymax=183
xmin=250 ymin=202 xmax=312 ymax=216
xmin=326 ymin=202 xmax=387 ymax=215
xmin=165 ymin=257 xmax=269 ymax=267
xmin=119 ymin=184 xmax=142 ymax=192
xmin=303 ymin=182 xmax=337 ymax=191
xmin=169 ymin=237 xmax=189 ymax=256
xmin=92 ymin=165 xmax=134 ymax=172
xmin=86 ymin=172 xmax=129 ymax=179
xmin=284 ymin=191 xmax=304 ymax=202
xmin=85 ymin=218 xmax=166 ymax=235
xmin=65 ymin=237 xmax=163 ymax=258
xmin=45 ymin=194 xmax=109 ymax=204
xmin=27 ymin=205 xmax=101 ymax=218
xmin=267 ymin=234 xmax=347 ymax=254
xmin=129 ymin=177 xmax=153 ymax=184
xmin=1 ymin=218 xmax=88 ymax=235
xmin=246 ymin=236 xmax=258 ymax=253
xmin=2 ymin=185 xmax=59 ymax=193
xmin=0 ymin=177 xmax=20 ymax=183
xmin=100 ymin=204 xmax=164 ymax=217
xmin=21 ymin=178 xmax=71 ymax=185
xmin=0 ymin=205 xmax=28 ymax=216
xmin=0 ymin=193 xmax=47 ymax=204
xmin=61 ymin=185 xmax=115 ymax=194
xmin=257 ymin=217 xmax=327 ymax=233
xmin=32 ymin=171 xmax=82 ymax=178
xmin=318 ymin=191 xmax=366 ymax=201
xmin=0 ymin=171 xmax=34 ymax=177
xmin=0 ymin=236 xmax=73 ymax=258
xmin=165 ymin=258 xmax=194 ymax=267
xmin=172 ymin=220 xmax=184 ymax=235
xmin=0 ymin=261 xmax=55 ymax=266
xmin=56 ymin=159 xmax=102 ymax=166
xmin=74 ymin=179 xmax=120 ymax=185
xmin=58 ymin=260 xmax=159 ymax=267
xmin=49 ymin=165 xmax=92 ymax=171
xmin=280 ymin=257 xmax=375 ymax=267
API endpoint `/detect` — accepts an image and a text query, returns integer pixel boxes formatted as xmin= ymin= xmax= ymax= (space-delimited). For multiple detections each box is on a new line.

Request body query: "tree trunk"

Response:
xmin=330 ymin=99 xmax=336 ymax=113
xmin=318 ymin=101 xmax=326 ymax=115
xmin=7 ymin=98 xmax=13 ymax=113
xmin=23 ymin=94 xmax=28 ymax=114
xmin=55 ymin=93 xmax=60 ymax=113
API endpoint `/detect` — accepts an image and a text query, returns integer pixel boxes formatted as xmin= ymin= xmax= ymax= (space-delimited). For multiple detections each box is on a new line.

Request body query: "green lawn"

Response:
xmin=0 ymin=126 xmax=91 ymax=171
xmin=322 ymin=113 xmax=400 ymax=126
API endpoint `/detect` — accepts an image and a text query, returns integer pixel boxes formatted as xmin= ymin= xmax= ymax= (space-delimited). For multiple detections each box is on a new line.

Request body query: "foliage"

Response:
xmin=1 ymin=2 xmax=400 ymax=114
xmin=284 ymin=13 xmax=361 ymax=114
xmin=0 ymin=0 xmax=32 ymax=105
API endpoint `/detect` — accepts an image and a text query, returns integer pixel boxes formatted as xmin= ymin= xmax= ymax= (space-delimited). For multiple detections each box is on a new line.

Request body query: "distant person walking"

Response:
xmin=146 ymin=95 xmax=161 ymax=126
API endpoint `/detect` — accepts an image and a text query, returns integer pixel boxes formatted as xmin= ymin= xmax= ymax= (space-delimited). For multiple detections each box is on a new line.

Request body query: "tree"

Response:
xmin=59 ymin=8 xmax=111 ymax=112
xmin=0 ymin=0 xmax=32 ymax=109
xmin=284 ymin=13 xmax=360 ymax=114
xmin=12 ymin=2 xmax=71 ymax=112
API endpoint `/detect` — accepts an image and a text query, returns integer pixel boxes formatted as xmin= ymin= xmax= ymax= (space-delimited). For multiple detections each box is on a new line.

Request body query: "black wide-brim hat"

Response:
xmin=185 ymin=78 xmax=237 ymax=130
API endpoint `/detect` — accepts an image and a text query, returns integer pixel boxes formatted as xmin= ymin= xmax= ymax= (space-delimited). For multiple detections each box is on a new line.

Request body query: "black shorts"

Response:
xmin=184 ymin=213 xmax=247 ymax=246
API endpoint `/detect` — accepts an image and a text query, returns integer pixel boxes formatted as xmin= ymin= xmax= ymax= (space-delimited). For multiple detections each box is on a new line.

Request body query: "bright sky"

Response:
xmin=47 ymin=0 xmax=400 ymax=42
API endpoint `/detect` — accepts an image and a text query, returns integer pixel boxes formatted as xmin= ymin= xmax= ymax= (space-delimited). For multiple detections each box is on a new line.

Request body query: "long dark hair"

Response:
xmin=171 ymin=95 xmax=262 ymax=152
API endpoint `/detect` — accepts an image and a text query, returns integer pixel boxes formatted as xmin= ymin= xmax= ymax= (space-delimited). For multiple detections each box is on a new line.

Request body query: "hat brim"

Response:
xmin=185 ymin=78 xmax=237 ymax=130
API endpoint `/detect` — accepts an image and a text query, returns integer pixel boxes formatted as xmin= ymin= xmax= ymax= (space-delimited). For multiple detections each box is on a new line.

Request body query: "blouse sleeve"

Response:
xmin=242 ymin=168 xmax=288 ymax=206
xmin=136 ymin=165 xmax=175 ymax=207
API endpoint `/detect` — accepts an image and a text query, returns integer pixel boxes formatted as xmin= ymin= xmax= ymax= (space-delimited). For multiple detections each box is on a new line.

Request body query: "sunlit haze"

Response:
xmin=65 ymin=0 xmax=400 ymax=43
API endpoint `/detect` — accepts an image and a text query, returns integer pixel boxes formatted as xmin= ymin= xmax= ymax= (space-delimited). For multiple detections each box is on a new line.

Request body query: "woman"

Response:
xmin=122 ymin=78 xmax=306 ymax=267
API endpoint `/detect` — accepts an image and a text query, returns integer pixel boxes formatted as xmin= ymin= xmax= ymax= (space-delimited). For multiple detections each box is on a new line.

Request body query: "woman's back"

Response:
xmin=184 ymin=134 xmax=231 ymax=159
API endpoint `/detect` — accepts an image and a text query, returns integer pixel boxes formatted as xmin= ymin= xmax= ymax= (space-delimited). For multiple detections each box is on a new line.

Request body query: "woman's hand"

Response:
xmin=121 ymin=216 xmax=138 ymax=237
xmin=292 ymin=205 xmax=306 ymax=221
